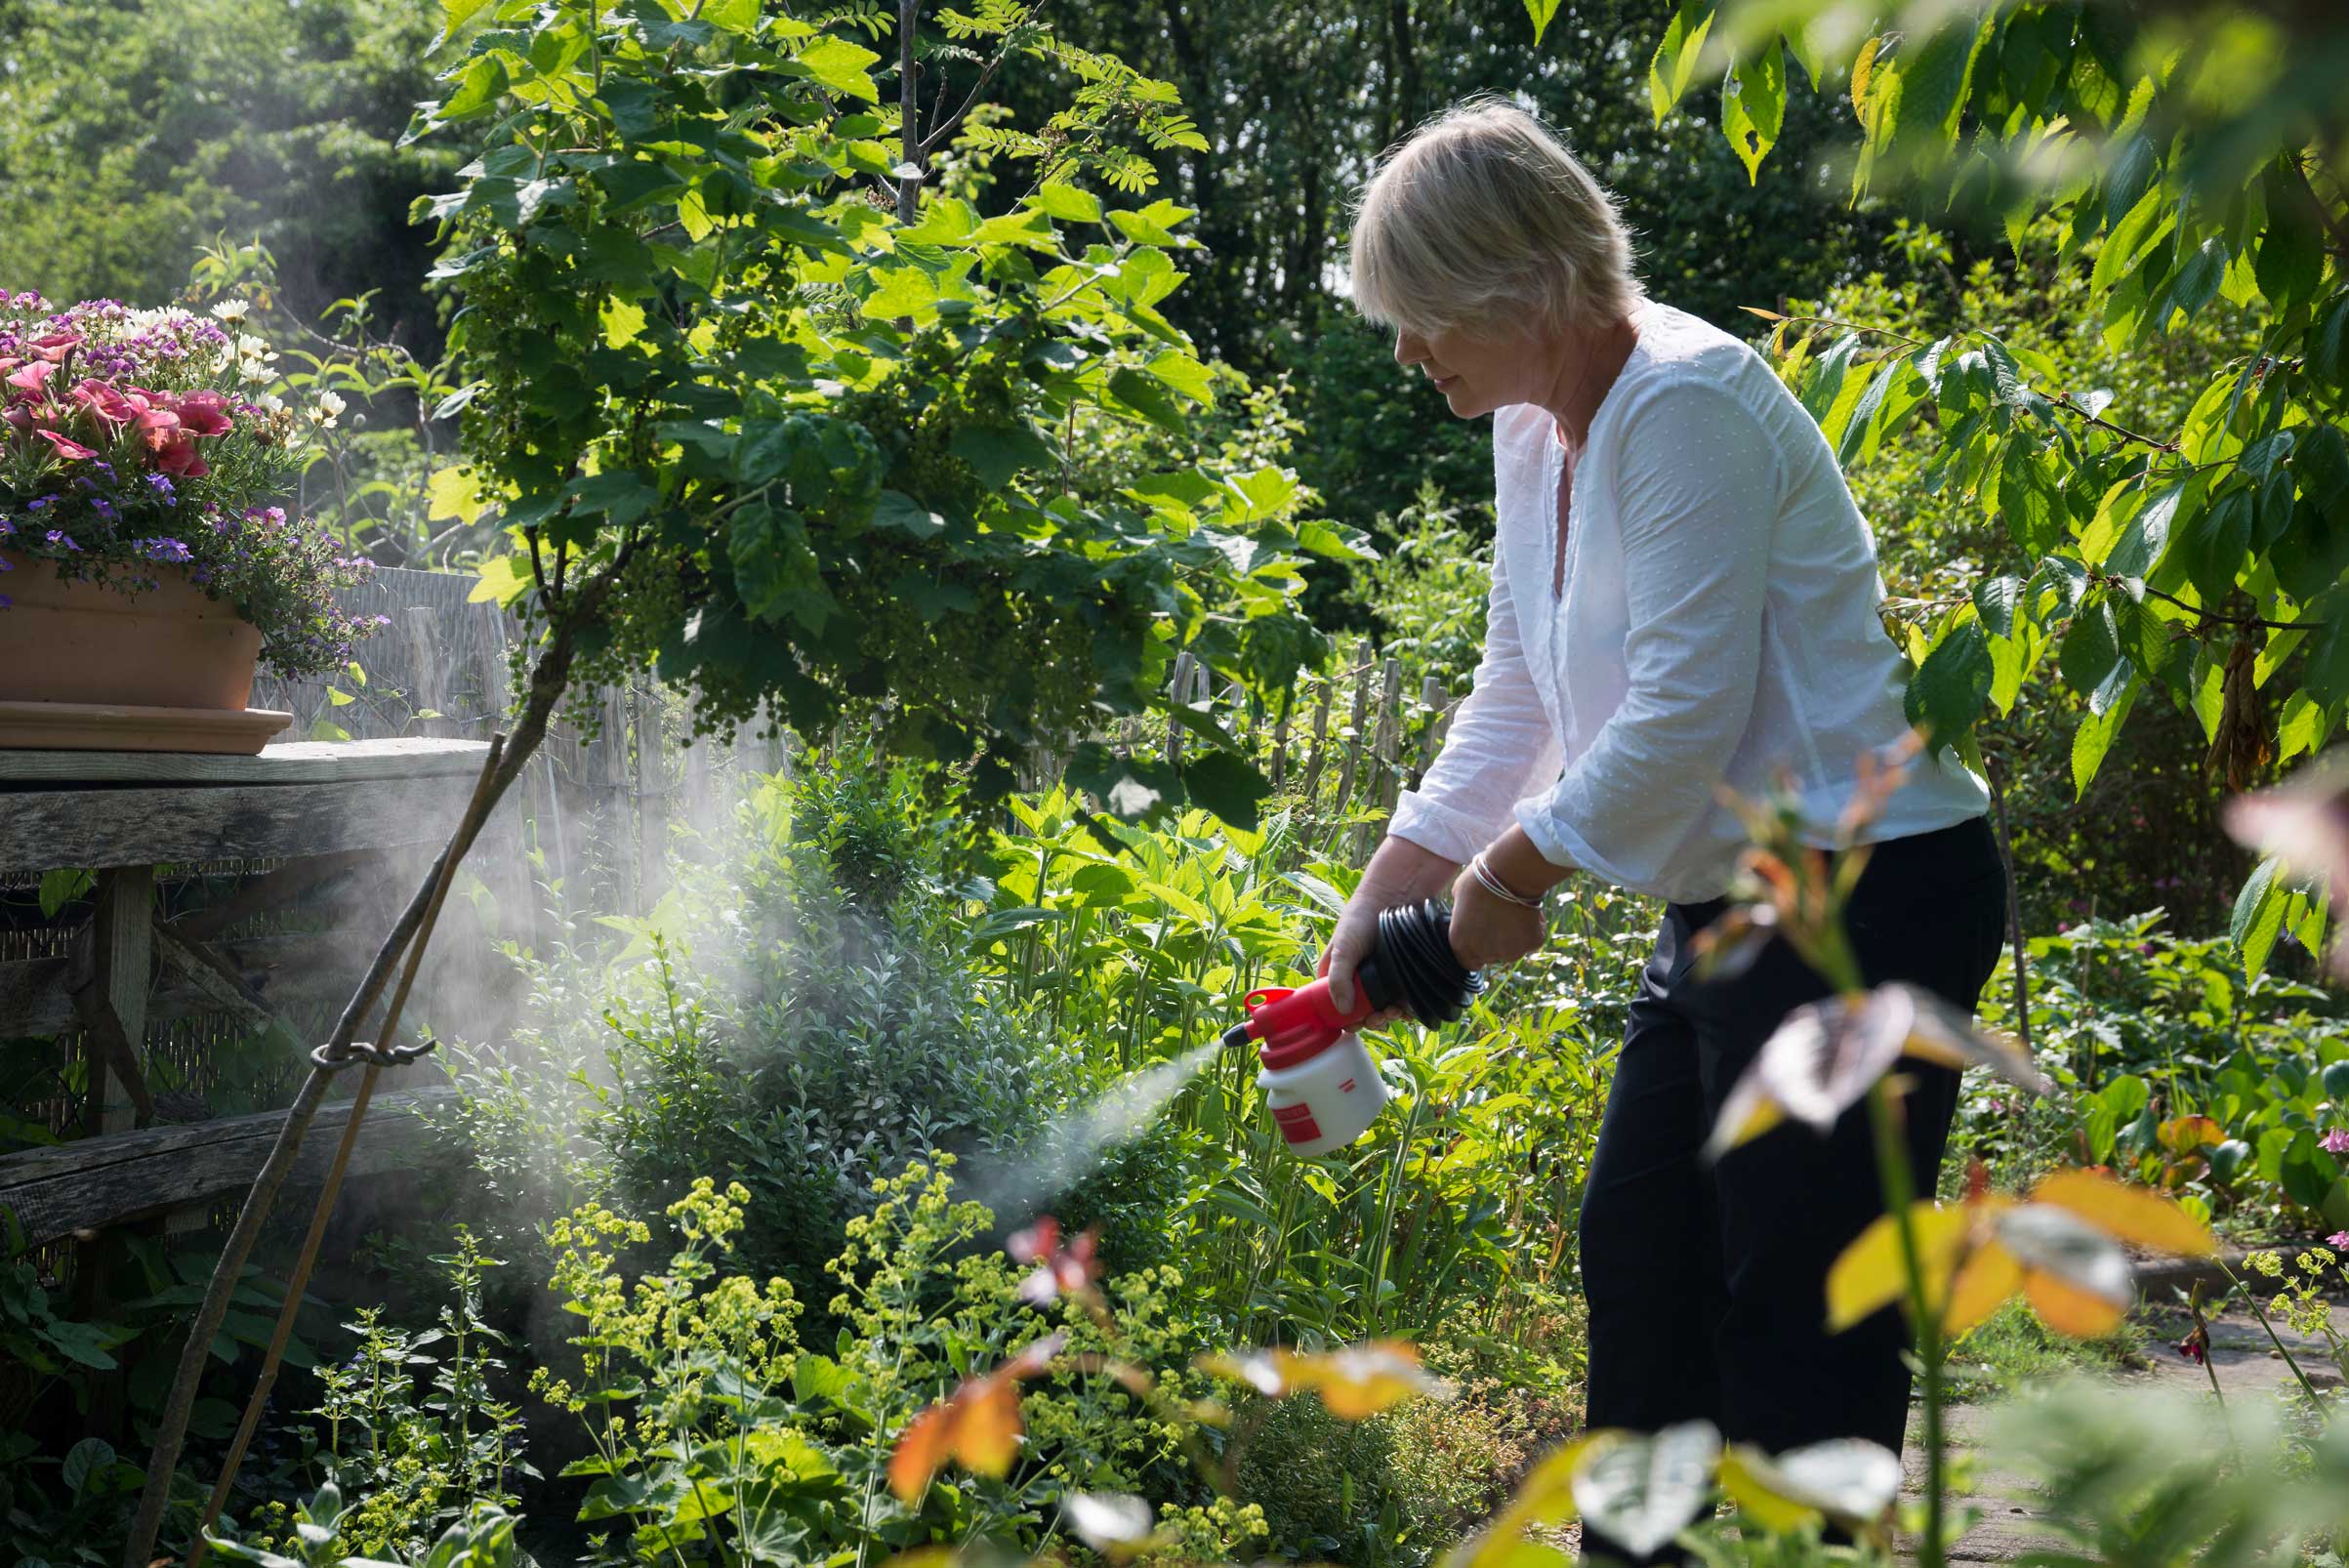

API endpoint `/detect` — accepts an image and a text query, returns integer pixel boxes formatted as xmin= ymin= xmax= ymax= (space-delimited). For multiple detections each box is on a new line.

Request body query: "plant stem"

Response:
xmin=2217 ymin=1262 xmax=2328 ymax=1407
xmin=1866 ymin=1077 xmax=1945 ymax=1568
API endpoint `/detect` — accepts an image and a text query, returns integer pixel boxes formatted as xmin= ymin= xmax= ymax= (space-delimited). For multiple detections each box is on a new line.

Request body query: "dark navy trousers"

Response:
xmin=1577 ymin=815 xmax=2008 ymax=1566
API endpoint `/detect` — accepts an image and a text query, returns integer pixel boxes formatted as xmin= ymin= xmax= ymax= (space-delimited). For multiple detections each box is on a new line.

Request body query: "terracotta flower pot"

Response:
xmin=0 ymin=548 xmax=291 ymax=752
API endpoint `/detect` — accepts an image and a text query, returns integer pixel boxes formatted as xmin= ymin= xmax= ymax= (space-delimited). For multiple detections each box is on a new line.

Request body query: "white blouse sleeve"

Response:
xmin=1513 ymin=380 xmax=1782 ymax=883
xmin=1386 ymin=524 xmax=1563 ymax=865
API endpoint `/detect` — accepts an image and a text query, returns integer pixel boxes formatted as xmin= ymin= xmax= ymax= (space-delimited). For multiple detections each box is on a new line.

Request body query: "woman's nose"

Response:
xmin=1393 ymin=330 xmax=1422 ymax=366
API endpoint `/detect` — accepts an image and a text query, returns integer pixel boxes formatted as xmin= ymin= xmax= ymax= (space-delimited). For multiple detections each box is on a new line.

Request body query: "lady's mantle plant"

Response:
xmin=412 ymin=0 xmax=1349 ymax=818
xmin=0 ymin=291 xmax=383 ymax=679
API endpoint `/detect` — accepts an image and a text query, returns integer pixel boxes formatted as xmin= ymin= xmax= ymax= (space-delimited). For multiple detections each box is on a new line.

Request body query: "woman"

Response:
xmin=1326 ymin=101 xmax=2007 ymax=1563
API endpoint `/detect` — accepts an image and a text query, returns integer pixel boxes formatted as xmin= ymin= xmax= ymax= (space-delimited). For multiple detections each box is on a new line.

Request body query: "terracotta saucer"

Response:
xmin=0 ymin=701 xmax=294 ymax=756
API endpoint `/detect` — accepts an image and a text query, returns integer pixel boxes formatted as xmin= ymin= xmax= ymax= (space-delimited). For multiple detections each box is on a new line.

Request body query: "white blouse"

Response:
xmin=1387 ymin=301 xmax=1988 ymax=905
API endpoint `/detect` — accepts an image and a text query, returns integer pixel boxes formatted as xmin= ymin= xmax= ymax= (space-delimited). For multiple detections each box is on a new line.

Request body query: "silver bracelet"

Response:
xmin=1470 ymin=851 xmax=1544 ymax=909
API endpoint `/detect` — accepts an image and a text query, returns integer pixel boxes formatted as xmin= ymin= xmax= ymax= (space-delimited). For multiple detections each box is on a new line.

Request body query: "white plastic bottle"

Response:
xmin=1256 ymin=1032 xmax=1391 ymax=1157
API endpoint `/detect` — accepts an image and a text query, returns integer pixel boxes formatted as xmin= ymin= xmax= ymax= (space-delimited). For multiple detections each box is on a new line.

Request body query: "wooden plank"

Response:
xmin=0 ymin=736 xmax=490 ymax=787
xmin=0 ymin=1088 xmax=457 ymax=1247
xmin=1 ymin=932 xmax=365 ymax=1039
xmin=0 ymin=772 xmax=477 ymax=876
xmin=82 ymin=867 xmax=156 ymax=1133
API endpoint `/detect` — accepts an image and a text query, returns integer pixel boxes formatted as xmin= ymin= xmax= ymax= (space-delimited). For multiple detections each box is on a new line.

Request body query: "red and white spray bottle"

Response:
xmin=1219 ymin=898 xmax=1483 ymax=1156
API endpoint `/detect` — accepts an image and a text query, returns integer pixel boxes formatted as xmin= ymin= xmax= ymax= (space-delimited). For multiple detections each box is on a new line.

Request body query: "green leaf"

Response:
xmin=2070 ymin=674 xmax=2139 ymax=797
xmin=1648 ymin=0 xmax=1714 ymax=126
xmin=434 ymin=54 xmax=511 ymax=124
xmin=1024 ymin=183 xmax=1102 ymax=224
xmin=1107 ymin=367 xmax=1186 ymax=434
xmin=950 ymin=425 xmax=1056 ymax=488
xmin=1182 ymin=750 xmax=1273 ymax=830
xmin=1894 ymin=11 xmax=1988 ymax=150
xmin=2158 ymin=238 xmax=2229 ymax=332
xmin=470 ymin=552 xmax=534 ymax=607
xmin=62 ymin=1438 xmax=113 ymax=1498
xmin=793 ymin=35 xmax=882 ymax=101
xmin=1144 ymin=350 xmax=1216 ymax=403
xmin=2057 ymin=595 xmax=2130 ymax=712
xmin=2256 ymin=159 xmax=2324 ymax=314
xmin=38 ymin=867 xmax=94 ymax=920
xmin=438 ymin=0 xmax=497 ymax=43
xmin=1523 ymin=0 xmax=1563 ymax=45
xmin=2232 ymin=855 xmax=2287 ymax=977
xmin=861 ymin=265 xmax=939 ymax=318
xmin=1721 ymin=38 xmax=1786 ymax=183
xmin=870 ymin=491 xmax=946 ymax=538
xmin=1903 ymin=617 xmax=1993 ymax=756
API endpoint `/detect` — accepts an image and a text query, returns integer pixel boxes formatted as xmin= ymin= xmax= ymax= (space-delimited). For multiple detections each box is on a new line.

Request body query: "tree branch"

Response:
xmin=2099 ymin=574 xmax=2326 ymax=632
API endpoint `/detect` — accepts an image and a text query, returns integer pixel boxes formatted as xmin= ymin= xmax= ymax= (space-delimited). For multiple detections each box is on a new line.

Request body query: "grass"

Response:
xmin=1942 ymin=1300 xmax=2152 ymax=1403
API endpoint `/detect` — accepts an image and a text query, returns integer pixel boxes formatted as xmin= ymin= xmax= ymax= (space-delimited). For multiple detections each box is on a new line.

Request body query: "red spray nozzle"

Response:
xmin=1218 ymin=898 xmax=1484 ymax=1066
xmin=1218 ymin=981 xmax=1371 ymax=1069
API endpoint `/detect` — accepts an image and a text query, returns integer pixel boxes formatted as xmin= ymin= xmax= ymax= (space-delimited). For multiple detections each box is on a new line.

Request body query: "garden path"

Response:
xmin=1910 ymin=1296 xmax=2347 ymax=1564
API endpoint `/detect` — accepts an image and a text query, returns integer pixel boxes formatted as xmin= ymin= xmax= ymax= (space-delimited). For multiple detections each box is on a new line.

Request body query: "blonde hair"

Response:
xmin=1348 ymin=98 xmax=1641 ymax=337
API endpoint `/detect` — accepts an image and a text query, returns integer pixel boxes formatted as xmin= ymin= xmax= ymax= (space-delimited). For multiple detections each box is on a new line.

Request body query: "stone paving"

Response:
xmin=1907 ymin=1296 xmax=2345 ymax=1564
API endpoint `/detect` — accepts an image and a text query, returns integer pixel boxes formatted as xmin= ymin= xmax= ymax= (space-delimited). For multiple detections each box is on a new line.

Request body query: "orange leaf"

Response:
xmin=888 ymin=1400 xmax=956 ymax=1504
xmin=951 ymin=1374 xmax=1026 ymax=1478
xmin=1943 ymin=1244 xmax=2024 ymax=1339
xmin=1276 ymin=1340 xmax=1448 ymax=1420
xmin=2158 ymin=1115 xmax=2225 ymax=1155
xmin=2028 ymin=1168 xmax=2218 ymax=1258
xmin=2023 ymin=1270 xmax=2126 ymax=1338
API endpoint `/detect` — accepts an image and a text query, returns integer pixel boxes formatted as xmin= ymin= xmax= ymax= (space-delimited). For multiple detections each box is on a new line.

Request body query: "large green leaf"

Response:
xmin=1904 ymin=616 xmax=1993 ymax=756
xmin=1648 ymin=0 xmax=1714 ymax=126
xmin=1722 ymin=37 xmax=1787 ymax=183
xmin=793 ymin=35 xmax=882 ymax=101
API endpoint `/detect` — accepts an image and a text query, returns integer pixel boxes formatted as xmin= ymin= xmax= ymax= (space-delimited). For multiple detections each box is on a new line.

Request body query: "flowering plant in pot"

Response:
xmin=0 ymin=290 xmax=385 ymax=750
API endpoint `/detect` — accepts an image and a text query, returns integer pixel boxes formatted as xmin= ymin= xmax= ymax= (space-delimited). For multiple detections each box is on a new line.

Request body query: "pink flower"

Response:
xmin=150 ymin=430 xmax=208 ymax=477
xmin=4 ymin=359 xmax=54 ymax=396
xmin=170 ymin=391 xmax=233 ymax=437
xmin=2323 ymin=1129 xmax=2349 ymax=1157
xmin=28 ymin=331 xmax=81 ymax=363
xmin=1 ymin=403 xmax=29 ymax=433
xmin=1007 ymin=1216 xmax=1101 ymax=1304
xmin=34 ymin=428 xmax=97 ymax=461
xmin=68 ymin=379 xmax=139 ymax=428
xmin=2328 ymin=1230 xmax=2349 ymax=1250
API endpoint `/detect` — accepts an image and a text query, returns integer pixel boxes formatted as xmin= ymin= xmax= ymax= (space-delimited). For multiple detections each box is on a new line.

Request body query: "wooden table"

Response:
xmin=0 ymin=737 xmax=491 ymax=1247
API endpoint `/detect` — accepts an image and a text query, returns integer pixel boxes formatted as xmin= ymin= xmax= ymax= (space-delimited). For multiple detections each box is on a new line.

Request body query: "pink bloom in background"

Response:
xmin=5 ymin=359 xmax=54 ymax=395
xmin=2323 ymin=1129 xmax=2349 ymax=1156
xmin=134 ymin=402 xmax=181 ymax=452
xmin=28 ymin=331 xmax=82 ymax=363
xmin=172 ymin=390 xmax=233 ymax=436
xmin=2330 ymin=1230 xmax=2349 ymax=1250
xmin=34 ymin=428 xmax=96 ymax=461
xmin=1 ymin=404 xmax=29 ymax=433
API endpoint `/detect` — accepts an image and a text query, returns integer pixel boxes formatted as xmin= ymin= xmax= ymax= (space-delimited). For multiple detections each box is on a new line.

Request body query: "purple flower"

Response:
xmin=26 ymin=496 xmax=52 ymax=513
xmin=45 ymin=530 xmax=79 ymax=552
xmin=0 ymin=517 xmax=13 ymax=536
xmin=2324 ymin=1129 xmax=2349 ymax=1157
xmin=90 ymin=499 xmax=117 ymax=524
xmin=146 ymin=474 xmax=176 ymax=502
xmin=138 ymin=537 xmax=191 ymax=564
xmin=2328 ymin=1230 xmax=2349 ymax=1250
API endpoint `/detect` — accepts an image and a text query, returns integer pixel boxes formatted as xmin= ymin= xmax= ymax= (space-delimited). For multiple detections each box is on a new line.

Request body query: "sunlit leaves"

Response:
xmin=1522 ymin=0 xmax=1563 ymax=48
xmin=1826 ymin=1169 xmax=2215 ymax=1340
xmin=1707 ymin=984 xmax=2045 ymax=1161
xmin=886 ymin=1334 xmax=1063 ymax=1503
xmin=1648 ymin=0 xmax=1714 ymax=126
xmin=1720 ymin=37 xmax=1785 ymax=184
xmin=1197 ymin=1340 xmax=1450 ymax=1419
xmin=1574 ymin=1422 xmax=1721 ymax=1558
xmin=791 ymin=34 xmax=882 ymax=101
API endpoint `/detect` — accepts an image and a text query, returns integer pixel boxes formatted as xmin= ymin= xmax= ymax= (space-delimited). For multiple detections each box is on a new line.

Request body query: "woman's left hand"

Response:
xmin=1447 ymin=861 xmax=1548 ymax=970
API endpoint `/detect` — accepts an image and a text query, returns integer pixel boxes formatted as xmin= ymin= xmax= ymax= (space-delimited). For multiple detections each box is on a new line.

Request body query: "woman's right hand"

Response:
xmin=1319 ymin=836 xmax=1461 ymax=1023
